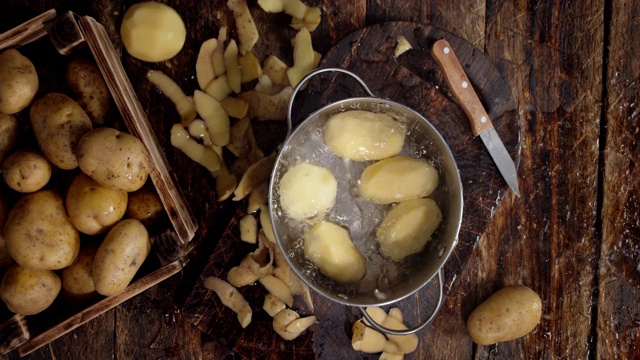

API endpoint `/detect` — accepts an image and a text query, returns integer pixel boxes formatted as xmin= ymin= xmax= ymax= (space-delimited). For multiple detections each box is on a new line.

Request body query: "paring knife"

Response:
xmin=431 ymin=39 xmax=520 ymax=197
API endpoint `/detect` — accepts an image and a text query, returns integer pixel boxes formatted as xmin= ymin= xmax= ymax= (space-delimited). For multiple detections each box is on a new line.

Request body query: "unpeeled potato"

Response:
xmin=467 ymin=285 xmax=542 ymax=345
xmin=126 ymin=186 xmax=165 ymax=230
xmin=76 ymin=127 xmax=150 ymax=192
xmin=0 ymin=196 xmax=14 ymax=274
xmin=0 ymin=113 xmax=18 ymax=165
xmin=92 ymin=219 xmax=151 ymax=296
xmin=5 ymin=190 xmax=80 ymax=270
xmin=30 ymin=93 xmax=93 ymax=170
xmin=66 ymin=173 xmax=128 ymax=235
xmin=66 ymin=57 xmax=113 ymax=125
xmin=2 ymin=149 xmax=51 ymax=193
xmin=0 ymin=265 xmax=60 ymax=315
xmin=61 ymin=243 xmax=99 ymax=304
xmin=0 ymin=49 xmax=38 ymax=115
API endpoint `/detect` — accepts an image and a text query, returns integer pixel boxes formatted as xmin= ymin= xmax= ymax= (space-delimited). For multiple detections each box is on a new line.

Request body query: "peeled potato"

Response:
xmin=324 ymin=110 xmax=405 ymax=161
xmin=120 ymin=2 xmax=186 ymax=62
xmin=359 ymin=156 xmax=439 ymax=204
xmin=303 ymin=221 xmax=366 ymax=284
xmin=376 ymin=198 xmax=442 ymax=261
xmin=279 ymin=163 xmax=337 ymax=221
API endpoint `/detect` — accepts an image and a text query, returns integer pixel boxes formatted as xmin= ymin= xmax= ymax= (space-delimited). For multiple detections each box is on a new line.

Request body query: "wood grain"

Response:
xmin=473 ymin=1 xmax=604 ymax=358
xmin=0 ymin=0 xmax=638 ymax=359
xmin=598 ymin=0 xmax=640 ymax=358
xmin=183 ymin=20 xmax=518 ymax=359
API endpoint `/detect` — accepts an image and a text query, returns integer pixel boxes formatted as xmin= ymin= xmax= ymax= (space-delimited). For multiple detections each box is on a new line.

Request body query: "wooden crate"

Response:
xmin=0 ymin=9 xmax=198 ymax=356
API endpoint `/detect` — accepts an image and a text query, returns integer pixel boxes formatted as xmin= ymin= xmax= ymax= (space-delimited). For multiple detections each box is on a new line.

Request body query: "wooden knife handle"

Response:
xmin=431 ymin=39 xmax=493 ymax=136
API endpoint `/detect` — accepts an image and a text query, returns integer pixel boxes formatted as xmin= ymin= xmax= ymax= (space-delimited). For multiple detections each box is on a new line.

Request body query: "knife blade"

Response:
xmin=431 ymin=39 xmax=520 ymax=197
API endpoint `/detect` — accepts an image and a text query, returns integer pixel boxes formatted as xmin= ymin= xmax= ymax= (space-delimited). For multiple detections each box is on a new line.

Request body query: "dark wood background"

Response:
xmin=0 ymin=0 xmax=638 ymax=359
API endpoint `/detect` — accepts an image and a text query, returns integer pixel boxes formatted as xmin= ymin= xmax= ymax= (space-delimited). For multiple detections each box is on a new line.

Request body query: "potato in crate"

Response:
xmin=0 ymin=9 xmax=197 ymax=356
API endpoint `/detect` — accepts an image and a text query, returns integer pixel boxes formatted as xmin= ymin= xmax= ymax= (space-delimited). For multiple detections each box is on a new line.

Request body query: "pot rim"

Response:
xmin=269 ymin=68 xmax=463 ymax=309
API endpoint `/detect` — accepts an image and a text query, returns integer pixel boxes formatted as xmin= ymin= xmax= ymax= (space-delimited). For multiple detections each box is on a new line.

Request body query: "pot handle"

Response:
xmin=357 ymin=269 xmax=444 ymax=336
xmin=286 ymin=68 xmax=375 ymax=139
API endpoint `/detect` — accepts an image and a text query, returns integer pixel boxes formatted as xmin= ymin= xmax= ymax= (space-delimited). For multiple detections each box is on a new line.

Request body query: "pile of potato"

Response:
xmin=0 ymin=49 xmax=164 ymax=316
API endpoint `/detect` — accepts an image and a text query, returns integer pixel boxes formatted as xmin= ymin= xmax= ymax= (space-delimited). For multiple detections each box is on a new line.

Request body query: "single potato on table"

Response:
xmin=0 ymin=264 xmax=61 ymax=315
xmin=0 ymin=49 xmax=38 ymax=115
xmin=467 ymin=285 xmax=543 ymax=345
xmin=29 ymin=92 xmax=93 ymax=170
xmin=2 ymin=149 xmax=52 ymax=193
xmin=92 ymin=219 xmax=151 ymax=296
xmin=66 ymin=172 xmax=128 ymax=235
xmin=77 ymin=127 xmax=150 ymax=192
xmin=4 ymin=190 xmax=80 ymax=270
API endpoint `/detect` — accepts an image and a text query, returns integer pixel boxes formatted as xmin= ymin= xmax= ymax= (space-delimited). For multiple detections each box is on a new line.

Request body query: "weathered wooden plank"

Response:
xmin=471 ymin=0 xmax=604 ymax=358
xmin=409 ymin=2 xmax=486 ymax=359
xmin=115 ymin=277 xmax=206 ymax=360
xmin=365 ymin=0 xmax=429 ymax=25
xmin=113 ymin=1 xmax=226 ymax=359
xmin=428 ymin=0 xmax=485 ymax=49
xmin=598 ymin=0 xmax=640 ymax=358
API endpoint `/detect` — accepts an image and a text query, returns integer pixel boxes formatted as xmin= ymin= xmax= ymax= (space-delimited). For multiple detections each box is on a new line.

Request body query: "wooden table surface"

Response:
xmin=1 ymin=0 xmax=638 ymax=359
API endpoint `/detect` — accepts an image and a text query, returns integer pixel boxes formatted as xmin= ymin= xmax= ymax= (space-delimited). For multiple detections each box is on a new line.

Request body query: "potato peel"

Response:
xmin=233 ymin=153 xmax=276 ymax=200
xmin=204 ymin=276 xmax=252 ymax=328
xmin=147 ymin=70 xmax=196 ymax=126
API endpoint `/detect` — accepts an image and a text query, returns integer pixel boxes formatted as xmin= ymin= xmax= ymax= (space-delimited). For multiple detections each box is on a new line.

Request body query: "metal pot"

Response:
xmin=269 ymin=68 xmax=463 ymax=335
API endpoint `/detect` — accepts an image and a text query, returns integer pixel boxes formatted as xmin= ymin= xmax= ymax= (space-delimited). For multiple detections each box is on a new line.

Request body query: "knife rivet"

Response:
xmin=443 ymin=47 xmax=450 ymax=54
xmin=462 ymin=81 xmax=468 ymax=88
xmin=480 ymin=116 xmax=487 ymax=123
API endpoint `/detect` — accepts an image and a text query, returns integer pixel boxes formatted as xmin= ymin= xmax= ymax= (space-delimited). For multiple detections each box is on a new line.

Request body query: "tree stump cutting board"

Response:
xmin=182 ymin=22 xmax=520 ymax=359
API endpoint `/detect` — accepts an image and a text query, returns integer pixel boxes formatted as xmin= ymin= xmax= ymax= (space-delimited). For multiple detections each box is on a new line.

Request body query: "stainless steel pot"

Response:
xmin=269 ymin=68 xmax=463 ymax=335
